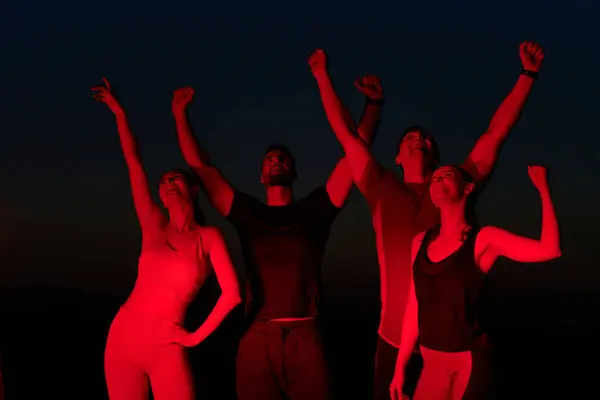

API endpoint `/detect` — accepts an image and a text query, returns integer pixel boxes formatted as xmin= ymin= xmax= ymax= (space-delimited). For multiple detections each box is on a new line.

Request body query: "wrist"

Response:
xmin=312 ymin=69 xmax=329 ymax=81
xmin=189 ymin=331 xmax=200 ymax=346
xmin=113 ymin=108 xmax=126 ymax=119
xmin=538 ymin=187 xmax=551 ymax=197
xmin=365 ymin=97 xmax=385 ymax=106
xmin=172 ymin=108 xmax=187 ymax=117
xmin=521 ymin=69 xmax=539 ymax=80
xmin=192 ymin=330 xmax=205 ymax=345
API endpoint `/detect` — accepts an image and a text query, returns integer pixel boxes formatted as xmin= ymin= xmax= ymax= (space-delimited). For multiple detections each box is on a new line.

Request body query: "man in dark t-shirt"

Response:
xmin=226 ymin=186 xmax=339 ymax=323
xmin=310 ymin=43 xmax=545 ymax=399
xmin=171 ymin=72 xmax=383 ymax=399
xmin=227 ymin=175 xmax=339 ymax=400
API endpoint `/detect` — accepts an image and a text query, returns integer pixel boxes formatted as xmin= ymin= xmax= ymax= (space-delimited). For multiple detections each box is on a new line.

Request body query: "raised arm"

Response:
xmin=188 ymin=227 xmax=241 ymax=346
xmin=354 ymin=75 xmax=384 ymax=146
xmin=390 ymin=232 xmax=425 ymax=400
xmin=92 ymin=78 xmax=163 ymax=232
xmin=478 ymin=166 xmax=561 ymax=266
xmin=462 ymin=42 xmax=545 ymax=183
xmin=309 ymin=49 xmax=382 ymax=205
xmin=172 ymin=88 xmax=235 ymax=217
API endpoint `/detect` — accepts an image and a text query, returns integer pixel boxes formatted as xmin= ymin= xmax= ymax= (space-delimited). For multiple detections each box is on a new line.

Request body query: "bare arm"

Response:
xmin=191 ymin=227 xmax=242 ymax=345
xmin=390 ymin=232 xmax=424 ymax=399
xmin=309 ymin=50 xmax=382 ymax=205
xmin=462 ymin=42 xmax=545 ymax=182
xmin=92 ymin=78 xmax=164 ymax=232
xmin=394 ymin=233 xmax=423 ymax=371
xmin=355 ymin=77 xmax=384 ymax=142
xmin=324 ymin=76 xmax=383 ymax=207
xmin=172 ymin=88 xmax=235 ymax=217
xmin=479 ymin=166 xmax=561 ymax=265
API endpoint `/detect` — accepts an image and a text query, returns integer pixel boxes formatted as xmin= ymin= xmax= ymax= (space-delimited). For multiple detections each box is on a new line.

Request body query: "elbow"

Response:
xmin=541 ymin=246 xmax=562 ymax=261
xmin=331 ymin=124 xmax=354 ymax=145
xmin=225 ymin=291 xmax=242 ymax=308
xmin=549 ymin=248 xmax=562 ymax=260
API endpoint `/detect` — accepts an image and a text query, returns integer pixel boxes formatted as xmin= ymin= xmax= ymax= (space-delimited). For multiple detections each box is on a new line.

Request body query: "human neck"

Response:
xmin=168 ymin=202 xmax=196 ymax=231
xmin=401 ymin=157 xmax=432 ymax=183
xmin=438 ymin=203 xmax=469 ymax=238
xmin=265 ymin=185 xmax=293 ymax=206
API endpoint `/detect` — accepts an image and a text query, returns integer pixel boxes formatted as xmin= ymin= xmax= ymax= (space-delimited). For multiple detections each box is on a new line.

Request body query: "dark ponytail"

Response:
xmin=452 ymin=165 xmax=480 ymax=239
xmin=192 ymin=194 xmax=206 ymax=226
xmin=184 ymin=169 xmax=206 ymax=226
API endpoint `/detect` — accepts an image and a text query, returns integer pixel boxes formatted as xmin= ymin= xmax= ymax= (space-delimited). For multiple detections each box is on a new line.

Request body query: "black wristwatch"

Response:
xmin=521 ymin=69 xmax=539 ymax=80
xmin=366 ymin=98 xmax=385 ymax=106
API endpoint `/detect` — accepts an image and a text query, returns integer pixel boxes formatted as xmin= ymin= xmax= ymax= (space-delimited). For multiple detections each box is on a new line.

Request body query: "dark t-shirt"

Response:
xmin=227 ymin=187 xmax=340 ymax=322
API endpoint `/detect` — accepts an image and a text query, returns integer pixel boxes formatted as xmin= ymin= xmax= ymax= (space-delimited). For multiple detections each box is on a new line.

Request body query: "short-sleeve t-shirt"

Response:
xmin=358 ymin=159 xmax=440 ymax=347
xmin=226 ymin=187 xmax=341 ymax=322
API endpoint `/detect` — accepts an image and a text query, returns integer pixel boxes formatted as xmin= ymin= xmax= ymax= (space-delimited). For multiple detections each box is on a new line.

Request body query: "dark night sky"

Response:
xmin=0 ymin=0 xmax=599 ymax=304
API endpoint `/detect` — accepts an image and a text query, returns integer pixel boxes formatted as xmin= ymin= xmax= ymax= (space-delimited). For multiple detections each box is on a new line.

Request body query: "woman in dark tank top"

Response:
xmin=389 ymin=165 xmax=561 ymax=400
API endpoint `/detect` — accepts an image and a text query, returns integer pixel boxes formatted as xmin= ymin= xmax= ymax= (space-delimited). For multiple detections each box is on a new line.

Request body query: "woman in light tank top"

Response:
xmin=93 ymin=78 xmax=241 ymax=400
xmin=390 ymin=165 xmax=561 ymax=400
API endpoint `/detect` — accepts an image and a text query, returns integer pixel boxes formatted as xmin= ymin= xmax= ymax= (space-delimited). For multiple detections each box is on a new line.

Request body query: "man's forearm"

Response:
xmin=487 ymin=74 xmax=536 ymax=141
xmin=173 ymin=110 xmax=211 ymax=168
xmin=314 ymin=71 xmax=364 ymax=152
xmin=463 ymin=73 xmax=538 ymax=181
xmin=357 ymin=102 xmax=382 ymax=144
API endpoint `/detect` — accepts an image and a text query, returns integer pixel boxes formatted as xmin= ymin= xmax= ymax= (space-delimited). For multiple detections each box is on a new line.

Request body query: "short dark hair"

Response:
xmin=398 ymin=125 xmax=440 ymax=166
xmin=401 ymin=124 xmax=430 ymax=139
xmin=263 ymin=143 xmax=297 ymax=177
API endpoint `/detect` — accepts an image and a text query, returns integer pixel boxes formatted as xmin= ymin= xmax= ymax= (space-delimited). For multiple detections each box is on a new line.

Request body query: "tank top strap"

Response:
xmin=421 ymin=225 xmax=440 ymax=249
xmin=449 ymin=225 xmax=480 ymax=265
xmin=463 ymin=225 xmax=481 ymax=249
xmin=414 ymin=225 xmax=439 ymax=266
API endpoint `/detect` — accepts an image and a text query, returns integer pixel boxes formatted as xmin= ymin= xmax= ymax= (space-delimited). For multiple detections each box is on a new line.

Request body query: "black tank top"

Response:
xmin=413 ymin=225 xmax=488 ymax=352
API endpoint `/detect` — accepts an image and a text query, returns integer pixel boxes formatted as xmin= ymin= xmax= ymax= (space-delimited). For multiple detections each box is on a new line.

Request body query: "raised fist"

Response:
xmin=527 ymin=165 xmax=549 ymax=192
xmin=354 ymin=75 xmax=383 ymax=100
xmin=92 ymin=77 xmax=123 ymax=115
xmin=172 ymin=87 xmax=195 ymax=113
xmin=308 ymin=49 xmax=328 ymax=75
xmin=520 ymin=41 xmax=544 ymax=72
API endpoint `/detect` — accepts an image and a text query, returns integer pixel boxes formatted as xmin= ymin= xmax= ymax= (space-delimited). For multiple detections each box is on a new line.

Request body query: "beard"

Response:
xmin=265 ymin=171 xmax=294 ymax=187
